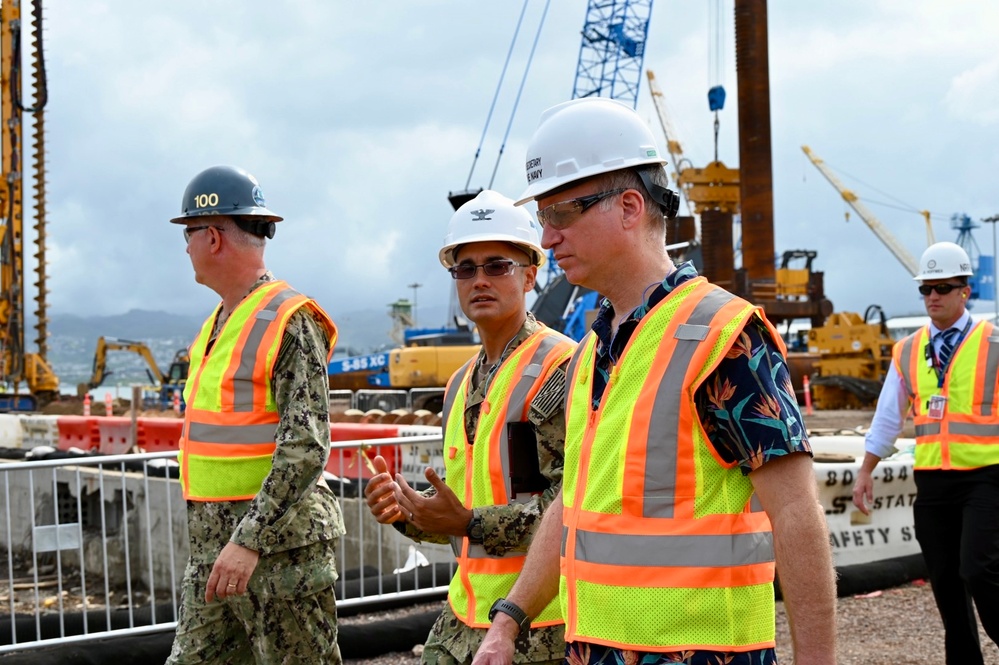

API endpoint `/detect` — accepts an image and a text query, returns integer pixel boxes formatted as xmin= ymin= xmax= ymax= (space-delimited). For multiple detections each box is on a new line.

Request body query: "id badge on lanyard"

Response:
xmin=927 ymin=394 xmax=947 ymax=420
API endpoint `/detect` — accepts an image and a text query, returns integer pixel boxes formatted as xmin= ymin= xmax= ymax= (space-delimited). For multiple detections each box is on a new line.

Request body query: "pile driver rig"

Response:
xmin=0 ymin=0 xmax=58 ymax=410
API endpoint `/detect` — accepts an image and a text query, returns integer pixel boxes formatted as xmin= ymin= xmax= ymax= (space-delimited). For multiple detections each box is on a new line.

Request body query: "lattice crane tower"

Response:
xmin=572 ymin=0 xmax=654 ymax=108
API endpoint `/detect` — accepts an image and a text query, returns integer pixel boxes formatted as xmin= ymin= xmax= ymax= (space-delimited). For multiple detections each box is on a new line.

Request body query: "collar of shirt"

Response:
xmin=928 ymin=310 xmax=971 ymax=339
xmin=468 ymin=312 xmax=540 ymax=400
xmin=592 ymin=261 xmax=699 ymax=357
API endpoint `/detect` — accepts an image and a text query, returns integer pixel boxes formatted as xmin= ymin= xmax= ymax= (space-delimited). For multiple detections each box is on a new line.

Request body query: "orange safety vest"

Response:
xmin=179 ymin=280 xmax=337 ymax=501
xmin=441 ymin=326 xmax=574 ymax=628
xmin=561 ymin=277 xmax=778 ymax=652
xmin=893 ymin=320 xmax=999 ymax=470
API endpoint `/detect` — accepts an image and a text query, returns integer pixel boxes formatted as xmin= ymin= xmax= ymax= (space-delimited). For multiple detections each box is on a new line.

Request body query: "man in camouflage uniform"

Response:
xmin=365 ymin=191 xmax=575 ymax=665
xmin=166 ymin=166 xmax=344 ymax=665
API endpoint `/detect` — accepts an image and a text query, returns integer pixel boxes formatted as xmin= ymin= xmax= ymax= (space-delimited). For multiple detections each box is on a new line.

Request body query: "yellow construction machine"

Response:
xmin=77 ymin=337 xmax=190 ymax=407
xmin=806 ymin=306 xmax=895 ymax=409
xmin=0 ymin=0 xmax=58 ymax=410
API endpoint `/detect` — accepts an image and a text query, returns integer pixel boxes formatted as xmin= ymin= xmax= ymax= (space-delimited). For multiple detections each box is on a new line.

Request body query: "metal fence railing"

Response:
xmin=0 ymin=433 xmax=451 ymax=654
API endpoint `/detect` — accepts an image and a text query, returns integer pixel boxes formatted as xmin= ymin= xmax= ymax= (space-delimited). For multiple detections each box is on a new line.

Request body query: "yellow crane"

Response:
xmin=0 ymin=0 xmax=58 ymax=410
xmin=646 ymin=69 xmax=740 ymax=216
xmin=801 ymin=145 xmax=933 ymax=277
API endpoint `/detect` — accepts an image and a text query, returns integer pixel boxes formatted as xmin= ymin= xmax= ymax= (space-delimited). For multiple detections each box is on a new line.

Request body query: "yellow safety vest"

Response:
xmin=442 ymin=326 xmax=574 ymax=628
xmin=561 ymin=277 xmax=778 ymax=652
xmin=894 ymin=321 xmax=999 ymax=470
xmin=179 ymin=280 xmax=337 ymax=501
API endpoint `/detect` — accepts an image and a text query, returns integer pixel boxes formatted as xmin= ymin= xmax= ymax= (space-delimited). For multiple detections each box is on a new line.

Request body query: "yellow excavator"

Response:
xmin=77 ymin=337 xmax=190 ymax=407
xmin=0 ymin=0 xmax=59 ymax=411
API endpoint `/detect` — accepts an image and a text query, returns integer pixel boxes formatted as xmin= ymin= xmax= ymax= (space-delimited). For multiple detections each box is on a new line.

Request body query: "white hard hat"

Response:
xmin=439 ymin=190 xmax=546 ymax=269
xmin=516 ymin=97 xmax=668 ymax=206
xmin=914 ymin=241 xmax=973 ymax=281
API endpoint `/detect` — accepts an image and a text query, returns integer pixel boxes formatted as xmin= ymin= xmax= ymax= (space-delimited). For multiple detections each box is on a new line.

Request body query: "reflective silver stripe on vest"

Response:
xmin=441 ymin=357 xmax=475 ymax=437
xmin=645 ymin=287 xmax=737 ymax=519
xmin=574 ymin=528 xmax=774 ymax=567
xmin=232 ymin=287 xmax=302 ymax=412
xmin=980 ymin=330 xmax=999 ymax=416
xmin=949 ymin=422 xmax=999 ymax=437
xmin=565 ymin=335 xmax=593 ymax=413
xmin=188 ymin=421 xmax=279 ymax=444
xmin=896 ymin=334 xmax=917 ymax=399
xmin=916 ymin=423 xmax=941 ymax=437
xmin=448 ymin=536 xmax=522 ymax=560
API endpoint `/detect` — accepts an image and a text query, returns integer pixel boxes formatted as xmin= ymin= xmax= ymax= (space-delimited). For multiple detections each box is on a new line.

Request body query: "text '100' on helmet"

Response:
xmin=170 ymin=165 xmax=282 ymax=237
xmin=439 ymin=190 xmax=546 ymax=269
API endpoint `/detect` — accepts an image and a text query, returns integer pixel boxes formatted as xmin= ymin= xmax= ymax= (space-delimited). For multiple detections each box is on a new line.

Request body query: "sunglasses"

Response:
xmin=183 ymin=225 xmax=223 ymax=243
xmin=448 ymin=259 xmax=527 ymax=280
xmin=536 ymin=188 xmax=626 ymax=230
xmin=918 ymin=283 xmax=965 ymax=296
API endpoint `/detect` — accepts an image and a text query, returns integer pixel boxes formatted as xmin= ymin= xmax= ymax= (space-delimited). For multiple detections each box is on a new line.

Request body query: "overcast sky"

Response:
xmin=26 ymin=0 xmax=999 ymax=335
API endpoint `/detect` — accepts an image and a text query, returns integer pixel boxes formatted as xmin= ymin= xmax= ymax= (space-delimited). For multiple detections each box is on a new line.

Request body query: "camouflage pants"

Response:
xmin=167 ymin=539 xmax=341 ymax=665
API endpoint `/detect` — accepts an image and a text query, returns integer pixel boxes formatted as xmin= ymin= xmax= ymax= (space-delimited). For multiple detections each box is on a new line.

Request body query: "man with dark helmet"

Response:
xmin=165 ymin=165 xmax=344 ymax=664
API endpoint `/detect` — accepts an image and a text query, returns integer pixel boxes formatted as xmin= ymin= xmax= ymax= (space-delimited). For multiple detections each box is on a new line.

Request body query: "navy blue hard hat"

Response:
xmin=170 ymin=165 xmax=282 ymax=237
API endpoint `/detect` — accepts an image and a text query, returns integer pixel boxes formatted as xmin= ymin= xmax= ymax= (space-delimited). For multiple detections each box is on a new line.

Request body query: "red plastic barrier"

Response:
xmin=97 ymin=417 xmax=135 ymax=455
xmin=140 ymin=418 xmax=184 ymax=452
xmin=56 ymin=416 xmax=100 ymax=452
xmin=327 ymin=423 xmax=403 ymax=480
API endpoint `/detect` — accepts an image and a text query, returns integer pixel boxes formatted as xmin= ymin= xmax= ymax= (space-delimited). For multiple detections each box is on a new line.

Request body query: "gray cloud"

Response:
xmin=23 ymin=0 xmax=999 ymax=334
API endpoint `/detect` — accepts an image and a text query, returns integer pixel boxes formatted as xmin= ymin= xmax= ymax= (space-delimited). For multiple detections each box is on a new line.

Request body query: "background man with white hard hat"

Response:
xmin=364 ymin=190 xmax=575 ymax=664
xmin=474 ymin=97 xmax=836 ymax=665
xmin=853 ymin=240 xmax=999 ymax=664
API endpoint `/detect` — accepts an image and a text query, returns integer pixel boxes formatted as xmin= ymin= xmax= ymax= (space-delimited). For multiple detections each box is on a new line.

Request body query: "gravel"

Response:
xmin=343 ymin=583 xmax=999 ymax=664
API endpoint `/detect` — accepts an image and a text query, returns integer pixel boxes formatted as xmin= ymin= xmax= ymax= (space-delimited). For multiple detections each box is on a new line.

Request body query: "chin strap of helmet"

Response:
xmin=636 ymin=169 xmax=680 ymax=220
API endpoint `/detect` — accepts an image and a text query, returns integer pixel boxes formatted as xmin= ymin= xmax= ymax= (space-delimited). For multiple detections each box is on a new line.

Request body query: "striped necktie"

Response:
xmin=937 ymin=328 xmax=959 ymax=370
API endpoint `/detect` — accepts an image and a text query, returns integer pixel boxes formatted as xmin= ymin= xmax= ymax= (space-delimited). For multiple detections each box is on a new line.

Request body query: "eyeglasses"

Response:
xmin=536 ymin=188 xmax=626 ymax=230
xmin=183 ymin=225 xmax=222 ymax=243
xmin=448 ymin=259 xmax=528 ymax=280
xmin=918 ymin=283 xmax=965 ymax=296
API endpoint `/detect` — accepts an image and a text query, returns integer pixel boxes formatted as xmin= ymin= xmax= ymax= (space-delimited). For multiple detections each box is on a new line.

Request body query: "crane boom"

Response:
xmin=801 ymin=145 xmax=919 ymax=276
xmin=645 ymin=69 xmax=690 ymax=212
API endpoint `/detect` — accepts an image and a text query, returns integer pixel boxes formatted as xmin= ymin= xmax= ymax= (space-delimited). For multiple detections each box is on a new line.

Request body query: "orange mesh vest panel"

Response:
xmin=894 ymin=321 xmax=999 ymax=470
xmin=179 ymin=281 xmax=337 ymax=501
xmin=560 ymin=277 xmax=779 ymax=652
xmin=441 ymin=326 xmax=574 ymax=628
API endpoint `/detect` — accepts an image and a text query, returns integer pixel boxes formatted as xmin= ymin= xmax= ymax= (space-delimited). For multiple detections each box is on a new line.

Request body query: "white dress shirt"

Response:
xmin=864 ymin=310 xmax=972 ymax=459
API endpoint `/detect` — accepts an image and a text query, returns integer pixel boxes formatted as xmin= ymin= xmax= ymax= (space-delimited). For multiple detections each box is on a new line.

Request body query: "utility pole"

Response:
xmin=984 ymin=215 xmax=999 ymax=323
xmin=408 ymin=282 xmax=422 ymax=327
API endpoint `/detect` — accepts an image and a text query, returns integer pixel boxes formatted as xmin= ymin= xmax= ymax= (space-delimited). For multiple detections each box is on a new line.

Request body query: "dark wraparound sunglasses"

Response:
xmin=918 ymin=283 xmax=965 ymax=296
xmin=183 ymin=225 xmax=223 ymax=243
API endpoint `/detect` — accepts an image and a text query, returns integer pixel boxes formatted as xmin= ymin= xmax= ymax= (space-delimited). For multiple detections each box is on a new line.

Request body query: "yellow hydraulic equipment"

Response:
xmin=0 ymin=0 xmax=57 ymax=410
xmin=77 ymin=337 xmax=190 ymax=398
xmin=385 ymin=344 xmax=479 ymax=389
xmin=806 ymin=305 xmax=895 ymax=410
xmin=801 ymin=145 xmax=930 ymax=277
xmin=646 ymin=69 xmax=740 ymax=216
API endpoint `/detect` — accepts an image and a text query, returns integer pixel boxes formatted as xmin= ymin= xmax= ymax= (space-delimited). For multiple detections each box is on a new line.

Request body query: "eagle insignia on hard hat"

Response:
xmin=471 ymin=209 xmax=494 ymax=221
xmin=252 ymin=186 xmax=266 ymax=207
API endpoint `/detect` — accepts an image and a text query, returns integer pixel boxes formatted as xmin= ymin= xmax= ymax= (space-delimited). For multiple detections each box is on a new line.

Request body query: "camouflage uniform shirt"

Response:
xmin=397 ymin=313 xmax=567 ymax=664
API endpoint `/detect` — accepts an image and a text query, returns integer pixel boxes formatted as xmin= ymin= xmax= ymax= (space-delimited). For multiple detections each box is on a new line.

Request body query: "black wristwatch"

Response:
xmin=488 ymin=598 xmax=530 ymax=633
xmin=466 ymin=514 xmax=484 ymax=543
